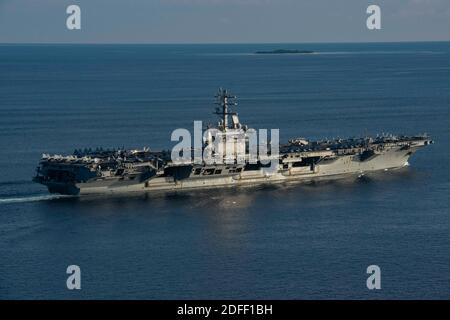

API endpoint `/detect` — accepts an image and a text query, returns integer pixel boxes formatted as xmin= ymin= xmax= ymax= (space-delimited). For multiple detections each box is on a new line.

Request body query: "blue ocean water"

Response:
xmin=0 ymin=42 xmax=449 ymax=299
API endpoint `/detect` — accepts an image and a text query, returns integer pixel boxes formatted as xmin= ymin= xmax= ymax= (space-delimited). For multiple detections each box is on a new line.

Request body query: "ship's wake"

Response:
xmin=0 ymin=194 xmax=75 ymax=204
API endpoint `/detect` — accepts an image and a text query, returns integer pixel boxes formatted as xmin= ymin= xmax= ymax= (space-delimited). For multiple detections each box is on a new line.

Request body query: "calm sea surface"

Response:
xmin=0 ymin=43 xmax=449 ymax=299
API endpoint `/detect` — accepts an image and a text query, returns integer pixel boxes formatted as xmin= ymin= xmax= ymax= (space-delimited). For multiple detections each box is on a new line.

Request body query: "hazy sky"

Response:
xmin=0 ymin=0 xmax=449 ymax=43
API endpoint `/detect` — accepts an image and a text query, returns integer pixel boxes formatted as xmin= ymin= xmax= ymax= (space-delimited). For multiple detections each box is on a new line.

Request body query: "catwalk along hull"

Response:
xmin=69 ymin=142 xmax=425 ymax=196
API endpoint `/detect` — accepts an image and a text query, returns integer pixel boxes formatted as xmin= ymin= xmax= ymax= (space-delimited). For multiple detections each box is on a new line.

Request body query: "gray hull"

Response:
xmin=71 ymin=144 xmax=420 ymax=196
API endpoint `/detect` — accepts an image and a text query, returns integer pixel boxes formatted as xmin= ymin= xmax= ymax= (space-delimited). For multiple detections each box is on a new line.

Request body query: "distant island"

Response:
xmin=255 ymin=49 xmax=315 ymax=55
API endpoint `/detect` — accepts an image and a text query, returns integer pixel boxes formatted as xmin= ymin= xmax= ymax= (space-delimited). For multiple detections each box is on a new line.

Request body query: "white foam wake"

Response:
xmin=0 ymin=194 xmax=74 ymax=204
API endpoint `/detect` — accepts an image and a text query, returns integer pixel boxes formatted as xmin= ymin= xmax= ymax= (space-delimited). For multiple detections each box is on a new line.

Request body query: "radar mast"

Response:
xmin=214 ymin=88 xmax=237 ymax=132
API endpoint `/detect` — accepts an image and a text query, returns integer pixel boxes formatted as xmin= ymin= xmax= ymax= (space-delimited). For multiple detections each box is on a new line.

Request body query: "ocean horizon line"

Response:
xmin=0 ymin=40 xmax=450 ymax=46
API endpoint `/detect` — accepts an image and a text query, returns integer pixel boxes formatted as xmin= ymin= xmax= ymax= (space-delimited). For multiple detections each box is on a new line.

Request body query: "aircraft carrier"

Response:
xmin=33 ymin=89 xmax=433 ymax=195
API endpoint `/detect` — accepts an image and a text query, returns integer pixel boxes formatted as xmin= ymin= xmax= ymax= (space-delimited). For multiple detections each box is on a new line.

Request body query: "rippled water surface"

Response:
xmin=0 ymin=43 xmax=449 ymax=299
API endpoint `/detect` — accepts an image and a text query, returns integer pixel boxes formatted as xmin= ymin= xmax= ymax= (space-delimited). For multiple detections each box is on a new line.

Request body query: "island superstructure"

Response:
xmin=33 ymin=89 xmax=433 ymax=195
